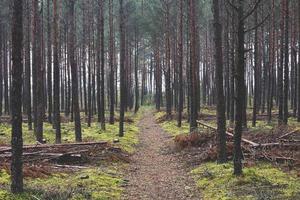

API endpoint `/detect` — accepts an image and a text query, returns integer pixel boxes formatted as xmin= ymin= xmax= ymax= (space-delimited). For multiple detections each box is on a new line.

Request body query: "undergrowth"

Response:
xmin=0 ymin=166 xmax=125 ymax=200
xmin=192 ymin=162 xmax=300 ymax=200
xmin=154 ymin=111 xmax=189 ymax=136
xmin=0 ymin=110 xmax=144 ymax=200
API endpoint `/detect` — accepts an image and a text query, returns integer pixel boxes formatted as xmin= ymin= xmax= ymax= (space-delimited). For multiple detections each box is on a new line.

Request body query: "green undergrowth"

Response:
xmin=0 ymin=111 xmax=142 ymax=153
xmin=192 ymin=162 xmax=300 ymax=200
xmin=154 ymin=111 xmax=190 ymax=136
xmin=0 ymin=166 xmax=125 ymax=200
xmin=0 ymin=110 xmax=145 ymax=200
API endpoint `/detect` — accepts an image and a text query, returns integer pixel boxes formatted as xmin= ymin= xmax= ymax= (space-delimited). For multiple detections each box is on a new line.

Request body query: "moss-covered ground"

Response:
xmin=192 ymin=162 xmax=300 ymax=200
xmin=154 ymin=111 xmax=190 ymax=136
xmin=0 ymin=110 xmax=144 ymax=200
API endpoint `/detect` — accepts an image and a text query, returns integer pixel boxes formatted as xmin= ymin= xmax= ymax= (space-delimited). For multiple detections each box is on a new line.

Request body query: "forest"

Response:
xmin=0 ymin=0 xmax=300 ymax=199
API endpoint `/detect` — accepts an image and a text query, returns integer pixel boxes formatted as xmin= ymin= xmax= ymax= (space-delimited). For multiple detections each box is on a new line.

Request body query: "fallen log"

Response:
xmin=197 ymin=121 xmax=259 ymax=147
xmin=0 ymin=141 xmax=108 ymax=154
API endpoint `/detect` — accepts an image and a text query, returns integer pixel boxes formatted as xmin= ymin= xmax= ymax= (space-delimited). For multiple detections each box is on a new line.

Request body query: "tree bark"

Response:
xmin=213 ymin=0 xmax=227 ymax=163
xmin=68 ymin=0 xmax=82 ymax=142
xmin=11 ymin=0 xmax=23 ymax=193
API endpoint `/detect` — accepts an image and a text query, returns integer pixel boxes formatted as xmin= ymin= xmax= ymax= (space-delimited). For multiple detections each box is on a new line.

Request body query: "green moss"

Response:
xmin=154 ymin=111 xmax=190 ymax=136
xmin=160 ymin=120 xmax=190 ymax=136
xmin=0 ymin=170 xmax=10 ymax=185
xmin=192 ymin=162 xmax=300 ymax=200
xmin=0 ymin=167 xmax=125 ymax=200
xmin=0 ymin=111 xmax=142 ymax=153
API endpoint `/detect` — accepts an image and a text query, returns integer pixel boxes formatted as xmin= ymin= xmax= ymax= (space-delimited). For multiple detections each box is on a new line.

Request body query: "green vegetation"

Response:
xmin=154 ymin=111 xmax=189 ymax=136
xmin=0 ymin=110 xmax=143 ymax=200
xmin=0 ymin=111 xmax=142 ymax=152
xmin=192 ymin=162 xmax=300 ymax=200
xmin=0 ymin=167 xmax=125 ymax=200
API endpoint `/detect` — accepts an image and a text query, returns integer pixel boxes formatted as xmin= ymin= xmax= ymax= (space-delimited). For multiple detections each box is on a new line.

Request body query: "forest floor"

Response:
xmin=122 ymin=110 xmax=201 ymax=200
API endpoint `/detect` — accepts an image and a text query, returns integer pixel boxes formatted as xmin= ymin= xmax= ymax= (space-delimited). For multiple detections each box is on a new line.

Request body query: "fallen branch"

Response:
xmin=197 ymin=121 xmax=259 ymax=147
xmin=278 ymin=129 xmax=299 ymax=139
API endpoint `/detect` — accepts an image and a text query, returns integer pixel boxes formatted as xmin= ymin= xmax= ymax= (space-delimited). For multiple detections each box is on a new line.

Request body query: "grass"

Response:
xmin=191 ymin=162 xmax=300 ymax=200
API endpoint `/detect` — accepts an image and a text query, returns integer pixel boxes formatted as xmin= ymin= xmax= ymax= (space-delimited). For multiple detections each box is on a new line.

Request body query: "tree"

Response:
xmin=33 ymin=0 xmax=44 ymax=143
xmin=213 ymin=0 xmax=227 ymax=163
xmin=47 ymin=0 xmax=52 ymax=124
xmin=177 ymin=0 xmax=183 ymax=128
xmin=119 ymin=0 xmax=125 ymax=137
xmin=53 ymin=0 xmax=61 ymax=143
xmin=188 ymin=0 xmax=198 ymax=131
xmin=68 ymin=0 xmax=82 ymax=142
xmin=109 ymin=0 xmax=115 ymax=124
xmin=283 ymin=0 xmax=289 ymax=124
xmin=11 ymin=0 xmax=23 ymax=193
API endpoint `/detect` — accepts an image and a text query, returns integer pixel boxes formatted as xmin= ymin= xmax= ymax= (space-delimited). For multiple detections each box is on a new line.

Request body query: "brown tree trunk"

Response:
xmin=68 ymin=0 xmax=82 ymax=142
xmin=11 ymin=0 xmax=23 ymax=193
xmin=213 ymin=0 xmax=227 ymax=163
xmin=53 ymin=0 xmax=61 ymax=144
xmin=119 ymin=0 xmax=125 ymax=137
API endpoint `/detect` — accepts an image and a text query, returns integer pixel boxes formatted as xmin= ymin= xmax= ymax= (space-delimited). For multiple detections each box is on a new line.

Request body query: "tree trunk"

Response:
xmin=119 ymin=0 xmax=125 ymax=137
xmin=68 ymin=0 xmax=82 ymax=142
xmin=53 ymin=0 xmax=61 ymax=144
xmin=213 ymin=0 xmax=227 ymax=163
xmin=109 ymin=0 xmax=115 ymax=124
xmin=11 ymin=0 xmax=23 ymax=193
xmin=33 ymin=0 xmax=44 ymax=143
xmin=234 ymin=0 xmax=245 ymax=176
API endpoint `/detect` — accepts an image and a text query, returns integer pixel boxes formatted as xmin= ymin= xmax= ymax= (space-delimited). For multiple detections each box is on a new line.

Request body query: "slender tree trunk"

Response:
xmin=213 ymin=0 xmax=227 ymax=163
xmin=134 ymin=26 xmax=139 ymax=113
xmin=278 ymin=0 xmax=285 ymax=125
xmin=252 ymin=10 xmax=258 ymax=127
xmin=68 ymin=0 xmax=82 ymax=142
xmin=234 ymin=0 xmax=245 ymax=176
xmin=25 ymin=0 xmax=32 ymax=130
xmin=189 ymin=0 xmax=198 ymax=131
xmin=119 ymin=0 xmax=125 ymax=137
xmin=47 ymin=0 xmax=52 ymax=124
xmin=33 ymin=0 xmax=44 ymax=142
xmin=53 ymin=0 xmax=61 ymax=144
xmin=11 ymin=0 xmax=23 ymax=193
xmin=100 ymin=0 xmax=106 ymax=130
xmin=109 ymin=0 xmax=115 ymax=124
xmin=177 ymin=0 xmax=183 ymax=128
xmin=283 ymin=0 xmax=289 ymax=124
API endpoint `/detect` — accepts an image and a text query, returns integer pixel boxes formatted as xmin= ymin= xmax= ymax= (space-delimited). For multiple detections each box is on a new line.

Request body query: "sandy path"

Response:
xmin=122 ymin=111 xmax=201 ymax=200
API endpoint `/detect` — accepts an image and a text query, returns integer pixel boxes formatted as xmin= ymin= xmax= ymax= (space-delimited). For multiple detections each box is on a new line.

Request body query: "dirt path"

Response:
xmin=122 ymin=111 xmax=201 ymax=200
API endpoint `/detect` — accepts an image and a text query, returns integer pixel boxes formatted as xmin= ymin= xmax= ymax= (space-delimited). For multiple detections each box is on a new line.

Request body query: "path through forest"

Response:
xmin=122 ymin=111 xmax=200 ymax=200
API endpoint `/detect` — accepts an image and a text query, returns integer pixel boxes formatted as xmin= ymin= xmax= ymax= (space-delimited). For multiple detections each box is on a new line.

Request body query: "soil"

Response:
xmin=122 ymin=111 xmax=201 ymax=200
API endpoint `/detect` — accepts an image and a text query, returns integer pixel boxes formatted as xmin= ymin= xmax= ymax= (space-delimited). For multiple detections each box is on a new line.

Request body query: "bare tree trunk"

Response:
xmin=119 ymin=0 xmax=125 ymax=137
xmin=213 ymin=0 xmax=227 ymax=163
xmin=177 ymin=0 xmax=183 ymax=127
xmin=188 ymin=0 xmax=198 ymax=131
xmin=47 ymin=0 xmax=52 ymax=124
xmin=11 ymin=0 xmax=23 ymax=193
xmin=68 ymin=0 xmax=82 ymax=142
xmin=53 ymin=0 xmax=61 ymax=144
xmin=33 ymin=0 xmax=44 ymax=142
xmin=109 ymin=0 xmax=115 ymax=124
